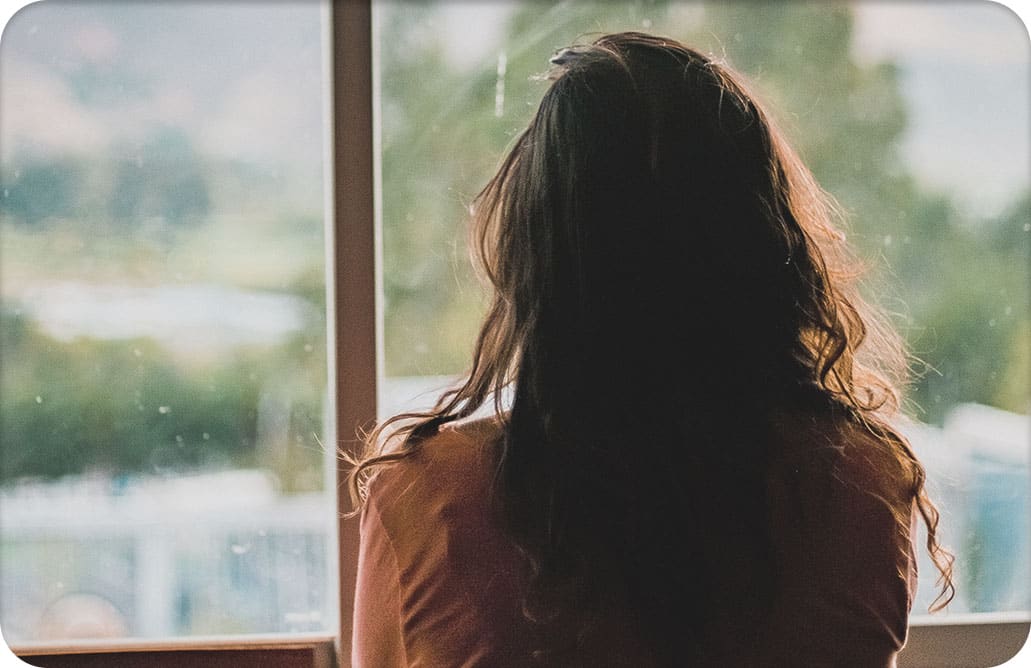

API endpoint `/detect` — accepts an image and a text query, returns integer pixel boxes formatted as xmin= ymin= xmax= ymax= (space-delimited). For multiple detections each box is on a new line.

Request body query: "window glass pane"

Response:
xmin=0 ymin=1 xmax=332 ymax=642
xmin=377 ymin=0 xmax=1029 ymax=617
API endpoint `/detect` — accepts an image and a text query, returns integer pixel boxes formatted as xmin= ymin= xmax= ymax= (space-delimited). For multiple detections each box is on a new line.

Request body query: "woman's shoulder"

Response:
xmin=355 ymin=414 xmax=531 ymax=666
xmin=767 ymin=406 xmax=916 ymax=504
xmin=363 ymin=413 xmax=505 ymax=523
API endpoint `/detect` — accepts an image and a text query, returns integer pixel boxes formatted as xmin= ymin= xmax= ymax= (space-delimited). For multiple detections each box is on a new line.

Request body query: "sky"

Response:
xmin=852 ymin=1 xmax=1029 ymax=217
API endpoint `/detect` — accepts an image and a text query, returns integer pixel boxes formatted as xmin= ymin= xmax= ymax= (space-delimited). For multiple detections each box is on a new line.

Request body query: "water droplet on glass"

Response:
xmin=202 ymin=432 xmax=210 ymax=440
xmin=230 ymin=543 xmax=251 ymax=555
xmin=988 ymin=319 xmax=997 ymax=327
xmin=158 ymin=406 xmax=171 ymax=414
xmin=1024 ymin=223 xmax=1030 ymax=232
xmin=175 ymin=435 xmax=183 ymax=443
xmin=883 ymin=235 xmax=892 ymax=246
xmin=35 ymin=395 xmax=42 ymax=404
xmin=1005 ymin=306 xmax=1013 ymax=316
xmin=303 ymin=343 xmax=313 ymax=353
xmin=133 ymin=348 xmax=143 ymax=357
xmin=641 ymin=18 xmax=652 ymax=28
xmin=257 ymin=529 xmax=267 ymax=537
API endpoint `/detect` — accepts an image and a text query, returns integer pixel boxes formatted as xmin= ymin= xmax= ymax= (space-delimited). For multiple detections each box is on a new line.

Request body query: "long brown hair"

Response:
xmin=347 ymin=31 xmax=953 ymax=661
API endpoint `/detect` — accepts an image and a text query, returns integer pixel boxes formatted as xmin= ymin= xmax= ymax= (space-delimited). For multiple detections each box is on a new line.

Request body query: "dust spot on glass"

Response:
xmin=641 ymin=18 xmax=652 ymax=29
xmin=133 ymin=348 xmax=143 ymax=357
xmin=303 ymin=343 xmax=313 ymax=353
xmin=1023 ymin=223 xmax=1030 ymax=232
xmin=230 ymin=543 xmax=251 ymax=555
xmin=883 ymin=235 xmax=893 ymax=246
xmin=158 ymin=405 xmax=171 ymax=414
xmin=988 ymin=319 xmax=997 ymax=327
xmin=175 ymin=435 xmax=183 ymax=444
xmin=35 ymin=395 xmax=43 ymax=404
xmin=202 ymin=432 xmax=210 ymax=440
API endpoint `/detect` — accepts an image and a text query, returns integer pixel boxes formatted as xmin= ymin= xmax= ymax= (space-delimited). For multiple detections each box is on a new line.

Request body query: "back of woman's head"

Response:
xmin=351 ymin=31 xmax=953 ymax=663
xmin=476 ymin=32 xmax=890 ymax=411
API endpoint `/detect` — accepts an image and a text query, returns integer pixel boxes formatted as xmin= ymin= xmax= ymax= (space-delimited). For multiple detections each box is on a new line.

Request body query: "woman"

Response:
xmin=347 ymin=32 xmax=954 ymax=667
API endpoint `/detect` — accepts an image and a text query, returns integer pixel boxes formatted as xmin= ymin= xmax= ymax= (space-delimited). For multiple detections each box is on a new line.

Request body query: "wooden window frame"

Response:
xmin=8 ymin=1 xmax=1031 ymax=665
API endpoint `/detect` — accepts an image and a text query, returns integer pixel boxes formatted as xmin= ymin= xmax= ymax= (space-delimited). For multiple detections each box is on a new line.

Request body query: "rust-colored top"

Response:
xmin=352 ymin=414 xmax=919 ymax=667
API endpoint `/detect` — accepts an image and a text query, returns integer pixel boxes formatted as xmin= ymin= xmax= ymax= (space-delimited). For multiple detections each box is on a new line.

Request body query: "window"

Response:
xmin=1 ymin=0 xmax=340 ymax=663
xmin=3 ymin=1 xmax=1029 ymax=666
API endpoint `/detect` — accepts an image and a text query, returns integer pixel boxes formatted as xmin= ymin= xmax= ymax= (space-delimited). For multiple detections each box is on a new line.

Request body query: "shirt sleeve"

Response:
xmin=351 ymin=493 xmax=407 ymax=668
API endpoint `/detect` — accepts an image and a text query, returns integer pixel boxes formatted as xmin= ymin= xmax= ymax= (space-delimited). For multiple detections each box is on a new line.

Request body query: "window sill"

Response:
xmin=13 ymin=633 xmax=336 ymax=668
xmin=12 ymin=615 xmax=1029 ymax=668
xmin=900 ymin=612 xmax=1031 ymax=668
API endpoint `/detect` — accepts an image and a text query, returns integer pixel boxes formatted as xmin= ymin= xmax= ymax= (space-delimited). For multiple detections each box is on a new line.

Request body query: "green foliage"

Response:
xmin=2 ymin=127 xmax=210 ymax=230
xmin=0 ymin=308 xmax=326 ymax=489
xmin=109 ymin=127 xmax=211 ymax=226
xmin=1 ymin=160 xmax=84 ymax=226
xmin=1 ymin=309 xmax=250 ymax=478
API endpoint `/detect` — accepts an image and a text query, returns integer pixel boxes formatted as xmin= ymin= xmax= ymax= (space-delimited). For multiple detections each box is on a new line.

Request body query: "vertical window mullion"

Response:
xmin=327 ymin=0 xmax=376 ymax=664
